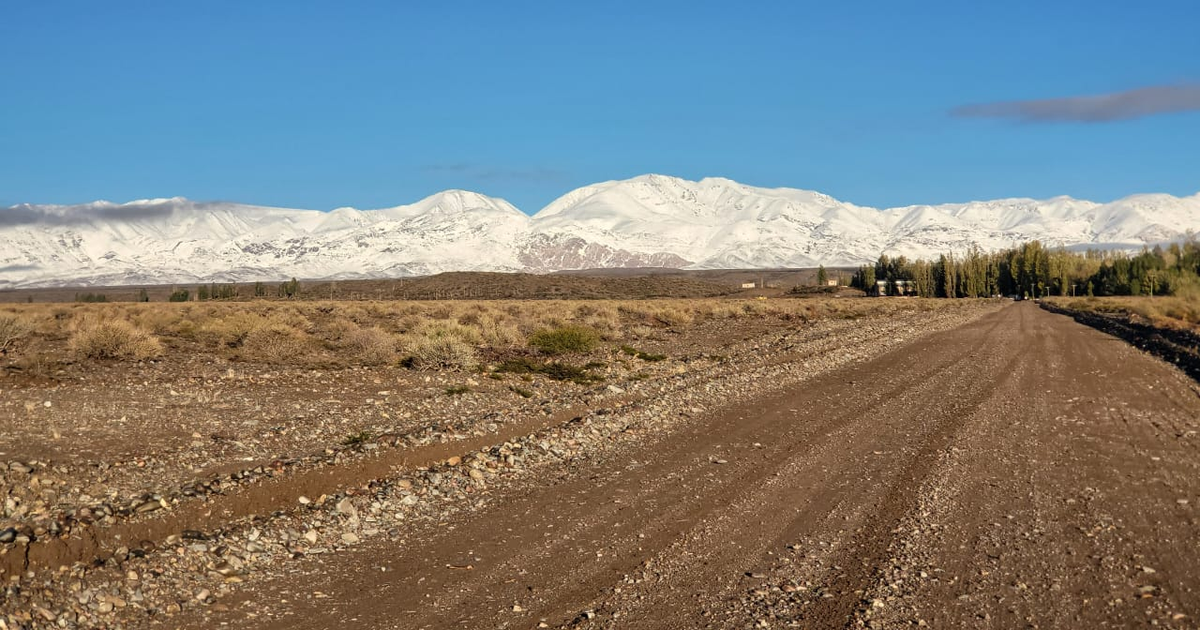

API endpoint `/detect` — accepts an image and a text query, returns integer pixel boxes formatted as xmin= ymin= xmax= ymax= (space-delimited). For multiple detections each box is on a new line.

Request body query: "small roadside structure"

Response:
xmin=874 ymin=279 xmax=914 ymax=296
xmin=741 ymin=282 xmax=757 ymax=289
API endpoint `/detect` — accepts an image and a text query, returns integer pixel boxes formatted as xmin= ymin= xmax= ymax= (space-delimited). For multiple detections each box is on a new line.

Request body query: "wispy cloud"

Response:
xmin=421 ymin=163 xmax=568 ymax=183
xmin=951 ymin=84 xmax=1200 ymax=123
xmin=0 ymin=199 xmax=184 ymax=227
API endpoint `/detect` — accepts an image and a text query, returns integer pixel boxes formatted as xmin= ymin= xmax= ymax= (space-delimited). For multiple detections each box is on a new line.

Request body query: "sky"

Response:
xmin=2 ymin=0 xmax=1198 ymax=213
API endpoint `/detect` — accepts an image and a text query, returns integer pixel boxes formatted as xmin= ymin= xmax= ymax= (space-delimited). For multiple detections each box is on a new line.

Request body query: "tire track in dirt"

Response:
xmin=182 ymin=307 xmax=1019 ymax=629
xmin=202 ymin=302 xmax=1200 ymax=630
xmin=2 ymin=311 xmax=953 ymax=581
xmin=4 ymin=403 xmax=598 ymax=578
xmin=848 ymin=303 xmax=1200 ymax=629
xmin=603 ymin=309 xmax=1022 ymax=629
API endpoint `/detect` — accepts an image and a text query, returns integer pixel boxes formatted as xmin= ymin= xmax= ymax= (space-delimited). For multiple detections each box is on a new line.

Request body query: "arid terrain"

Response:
xmin=2 ymin=295 xmax=1199 ymax=629
xmin=0 ymin=268 xmax=856 ymax=304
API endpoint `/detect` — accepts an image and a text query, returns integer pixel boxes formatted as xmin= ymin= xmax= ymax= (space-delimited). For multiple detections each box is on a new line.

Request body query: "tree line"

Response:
xmin=850 ymin=238 xmax=1200 ymax=298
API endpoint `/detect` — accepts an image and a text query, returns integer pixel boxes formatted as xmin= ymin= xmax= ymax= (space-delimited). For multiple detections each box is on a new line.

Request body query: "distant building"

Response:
xmin=826 ymin=279 xmax=838 ymax=287
xmin=873 ymin=279 xmax=914 ymax=296
xmin=741 ymin=282 xmax=757 ymax=289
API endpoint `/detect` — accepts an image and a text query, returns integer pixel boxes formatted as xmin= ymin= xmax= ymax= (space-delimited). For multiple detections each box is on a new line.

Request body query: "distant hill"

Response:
xmin=3 ymin=174 xmax=1198 ymax=288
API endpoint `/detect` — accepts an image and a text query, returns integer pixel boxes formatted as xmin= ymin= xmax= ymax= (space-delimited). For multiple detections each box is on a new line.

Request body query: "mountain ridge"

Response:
xmin=3 ymin=175 xmax=1198 ymax=288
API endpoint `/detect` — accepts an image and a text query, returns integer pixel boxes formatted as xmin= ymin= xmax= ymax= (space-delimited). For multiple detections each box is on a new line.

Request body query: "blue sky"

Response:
xmin=2 ymin=0 xmax=1198 ymax=212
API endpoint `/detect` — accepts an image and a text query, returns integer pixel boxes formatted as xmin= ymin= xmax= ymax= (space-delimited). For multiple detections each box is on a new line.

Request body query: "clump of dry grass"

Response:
xmin=0 ymin=313 xmax=33 ymax=353
xmin=68 ymin=318 xmax=162 ymax=360
xmin=404 ymin=336 xmax=478 ymax=370
xmin=476 ymin=313 xmax=524 ymax=348
xmin=410 ymin=320 xmax=483 ymax=345
xmin=652 ymin=306 xmax=694 ymax=327
xmin=528 ymin=325 xmax=600 ymax=355
xmin=397 ymin=319 xmax=482 ymax=370
xmin=340 ymin=326 xmax=398 ymax=365
xmin=240 ymin=323 xmax=313 ymax=364
xmin=197 ymin=312 xmax=268 ymax=348
xmin=1051 ymin=296 xmax=1200 ymax=331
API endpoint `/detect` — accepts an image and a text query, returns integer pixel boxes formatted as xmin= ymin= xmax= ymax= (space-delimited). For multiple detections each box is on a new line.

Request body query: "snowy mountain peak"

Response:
xmin=2 ymin=175 xmax=1199 ymax=288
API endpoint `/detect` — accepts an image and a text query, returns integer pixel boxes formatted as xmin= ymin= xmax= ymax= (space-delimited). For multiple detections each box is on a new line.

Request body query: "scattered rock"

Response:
xmin=134 ymin=500 xmax=161 ymax=514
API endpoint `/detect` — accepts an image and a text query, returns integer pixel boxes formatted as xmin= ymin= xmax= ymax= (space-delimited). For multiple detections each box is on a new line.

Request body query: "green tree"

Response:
xmin=279 ymin=277 xmax=300 ymax=299
xmin=816 ymin=265 xmax=828 ymax=286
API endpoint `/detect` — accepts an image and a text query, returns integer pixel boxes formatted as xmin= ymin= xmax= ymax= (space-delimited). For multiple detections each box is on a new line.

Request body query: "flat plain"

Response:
xmin=2 ymin=294 xmax=1199 ymax=629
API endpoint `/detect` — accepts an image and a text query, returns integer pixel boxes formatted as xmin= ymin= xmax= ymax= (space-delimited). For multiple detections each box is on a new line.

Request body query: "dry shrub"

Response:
xmin=128 ymin=307 xmax=186 ymax=335
xmin=241 ymin=323 xmax=312 ymax=364
xmin=0 ymin=313 xmax=33 ymax=353
xmin=456 ymin=307 xmax=485 ymax=327
xmin=412 ymin=320 xmax=482 ymax=345
xmin=198 ymin=313 xmax=267 ymax=348
xmin=574 ymin=304 xmax=602 ymax=318
xmin=630 ymin=325 xmax=655 ymax=339
xmin=322 ymin=316 xmax=361 ymax=342
xmin=338 ymin=305 xmax=371 ymax=324
xmin=708 ymin=303 xmax=743 ymax=319
xmin=653 ymin=307 xmax=694 ymax=327
xmin=405 ymin=336 xmax=478 ymax=370
xmin=529 ymin=325 xmax=600 ymax=355
xmin=477 ymin=314 xmax=524 ymax=347
xmin=741 ymin=301 xmax=769 ymax=316
xmin=398 ymin=318 xmax=483 ymax=370
xmin=68 ymin=318 xmax=162 ymax=360
xmin=578 ymin=304 xmax=620 ymax=336
xmin=341 ymin=326 xmax=398 ymax=365
xmin=426 ymin=305 xmax=454 ymax=320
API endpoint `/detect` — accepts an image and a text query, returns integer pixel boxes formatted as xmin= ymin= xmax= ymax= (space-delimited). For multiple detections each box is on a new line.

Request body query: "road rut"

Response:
xmin=192 ymin=302 xmax=1200 ymax=629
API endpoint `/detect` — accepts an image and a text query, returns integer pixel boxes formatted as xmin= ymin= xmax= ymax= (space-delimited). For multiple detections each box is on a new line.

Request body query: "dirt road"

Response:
xmin=186 ymin=302 xmax=1200 ymax=629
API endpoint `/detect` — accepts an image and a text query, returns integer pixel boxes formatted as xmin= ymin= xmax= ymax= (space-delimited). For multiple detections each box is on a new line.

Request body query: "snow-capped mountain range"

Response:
xmin=2 ymin=174 xmax=1198 ymax=288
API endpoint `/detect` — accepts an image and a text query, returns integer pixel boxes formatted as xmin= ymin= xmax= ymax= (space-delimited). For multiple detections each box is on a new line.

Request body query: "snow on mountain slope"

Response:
xmin=2 ymin=176 xmax=1198 ymax=288
xmin=531 ymin=175 xmax=887 ymax=268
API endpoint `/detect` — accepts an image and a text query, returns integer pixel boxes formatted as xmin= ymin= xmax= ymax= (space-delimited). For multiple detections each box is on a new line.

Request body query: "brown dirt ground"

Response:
xmin=4 ymin=300 xmax=1199 ymax=629
xmin=173 ymin=302 xmax=1200 ymax=629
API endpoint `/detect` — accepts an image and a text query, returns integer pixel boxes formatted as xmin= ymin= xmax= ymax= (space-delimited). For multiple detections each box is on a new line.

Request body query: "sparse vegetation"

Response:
xmin=406 ymin=336 xmax=478 ymax=371
xmin=528 ymin=325 xmax=600 ymax=355
xmin=509 ymin=385 xmax=534 ymax=398
xmin=0 ymin=313 xmax=33 ymax=353
xmin=341 ymin=430 xmax=374 ymax=447
xmin=340 ymin=326 xmax=398 ymax=365
xmin=495 ymin=357 xmax=603 ymax=384
xmin=619 ymin=345 xmax=667 ymax=361
xmin=68 ymin=318 xmax=162 ymax=360
xmin=1045 ymin=295 xmax=1200 ymax=332
xmin=444 ymin=385 xmax=472 ymax=396
xmin=241 ymin=323 xmax=312 ymax=364
xmin=0 ymin=296 xmax=980 ymax=374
